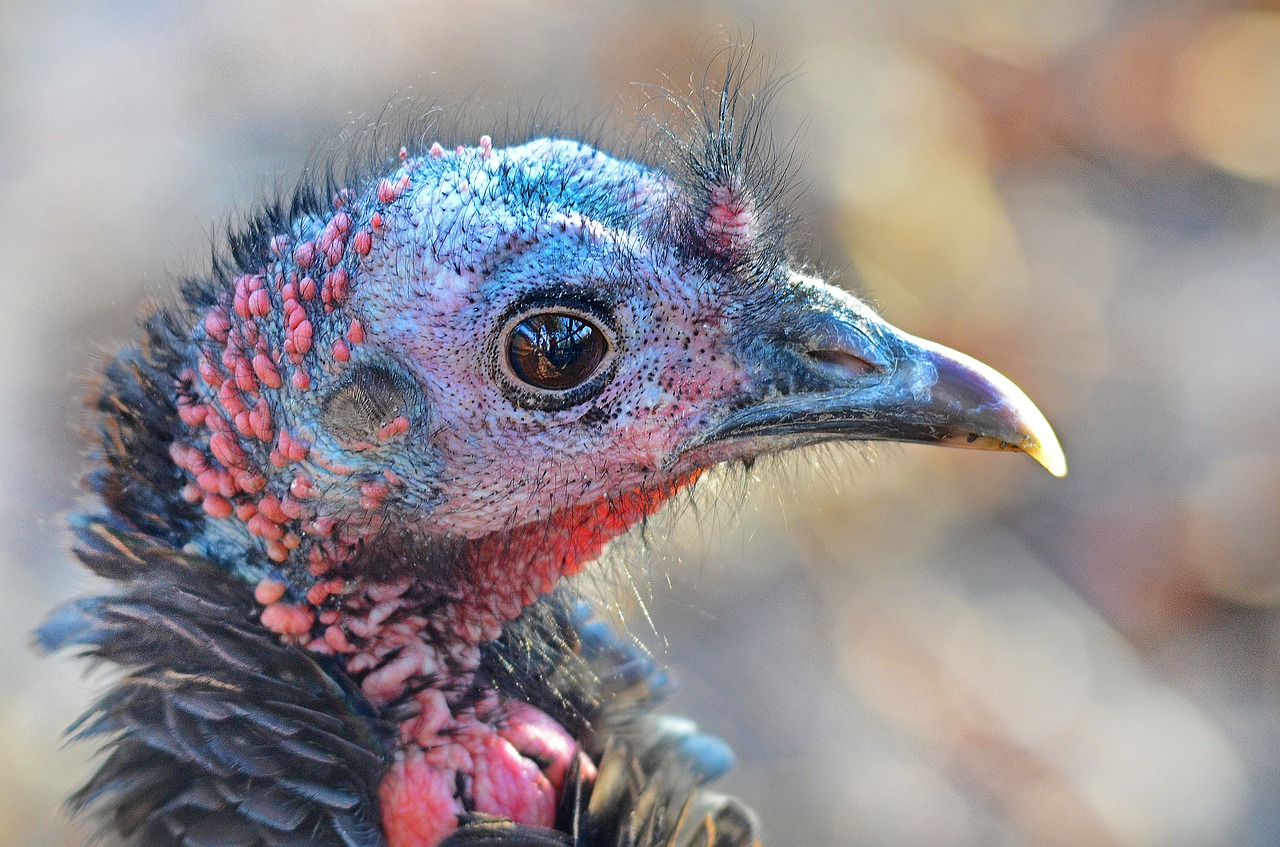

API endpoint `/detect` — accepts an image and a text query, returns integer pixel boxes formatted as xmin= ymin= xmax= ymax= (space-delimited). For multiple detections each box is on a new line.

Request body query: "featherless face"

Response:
xmin=169 ymin=135 xmax=1063 ymax=591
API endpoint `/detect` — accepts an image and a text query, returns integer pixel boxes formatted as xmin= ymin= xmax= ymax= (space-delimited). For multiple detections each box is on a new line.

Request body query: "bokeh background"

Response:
xmin=3 ymin=1 xmax=1279 ymax=845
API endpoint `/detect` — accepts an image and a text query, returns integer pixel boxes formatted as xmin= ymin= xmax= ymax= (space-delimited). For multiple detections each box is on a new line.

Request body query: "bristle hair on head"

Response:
xmin=641 ymin=40 xmax=809 ymax=280
xmin=192 ymin=93 xmax=617 ymax=291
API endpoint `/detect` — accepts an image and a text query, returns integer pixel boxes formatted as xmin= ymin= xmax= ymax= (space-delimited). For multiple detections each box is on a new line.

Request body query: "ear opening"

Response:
xmin=321 ymin=360 xmax=426 ymax=446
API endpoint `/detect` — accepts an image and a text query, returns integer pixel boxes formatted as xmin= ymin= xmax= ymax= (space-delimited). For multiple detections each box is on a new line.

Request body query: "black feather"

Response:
xmin=40 ymin=517 xmax=395 ymax=847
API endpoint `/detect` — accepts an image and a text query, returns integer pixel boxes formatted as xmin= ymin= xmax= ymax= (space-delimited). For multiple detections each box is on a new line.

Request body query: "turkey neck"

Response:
xmin=251 ymin=474 xmax=697 ymax=710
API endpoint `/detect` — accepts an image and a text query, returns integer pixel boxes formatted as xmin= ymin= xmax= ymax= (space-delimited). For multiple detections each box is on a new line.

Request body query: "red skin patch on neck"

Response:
xmin=449 ymin=473 xmax=701 ymax=644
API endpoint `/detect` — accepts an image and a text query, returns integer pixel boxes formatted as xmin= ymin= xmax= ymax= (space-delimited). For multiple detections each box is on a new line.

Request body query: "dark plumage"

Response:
xmin=41 ymin=54 xmax=1064 ymax=847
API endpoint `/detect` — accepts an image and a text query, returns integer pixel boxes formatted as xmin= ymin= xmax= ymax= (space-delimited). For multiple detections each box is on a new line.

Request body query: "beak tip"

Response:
xmin=1027 ymin=435 xmax=1068 ymax=478
xmin=1011 ymin=390 xmax=1067 ymax=478
xmin=914 ymin=337 xmax=1068 ymax=479
xmin=1008 ymin=393 xmax=1067 ymax=478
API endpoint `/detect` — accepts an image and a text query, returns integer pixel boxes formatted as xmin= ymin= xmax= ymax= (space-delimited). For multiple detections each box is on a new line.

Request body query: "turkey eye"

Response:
xmin=506 ymin=312 xmax=608 ymax=391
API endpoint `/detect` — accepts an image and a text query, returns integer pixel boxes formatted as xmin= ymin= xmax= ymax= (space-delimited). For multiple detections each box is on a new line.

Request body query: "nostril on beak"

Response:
xmin=806 ymin=348 xmax=877 ymax=378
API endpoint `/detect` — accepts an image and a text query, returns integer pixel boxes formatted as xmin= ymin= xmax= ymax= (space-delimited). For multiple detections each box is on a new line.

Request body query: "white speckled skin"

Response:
xmin=319 ymin=138 xmax=764 ymax=541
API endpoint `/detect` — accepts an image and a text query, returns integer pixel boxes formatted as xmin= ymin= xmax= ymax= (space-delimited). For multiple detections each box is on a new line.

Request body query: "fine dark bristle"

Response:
xmin=646 ymin=42 xmax=809 ymax=280
xmin=86 ymin=308 xmax=203 ymax=547
xmin=210 ymin=44 xmax=806 ymax=307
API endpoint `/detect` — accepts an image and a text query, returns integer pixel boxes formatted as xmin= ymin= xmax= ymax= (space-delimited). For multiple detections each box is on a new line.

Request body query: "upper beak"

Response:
xmin=679 ymin=279 xmax=1067 ymax=477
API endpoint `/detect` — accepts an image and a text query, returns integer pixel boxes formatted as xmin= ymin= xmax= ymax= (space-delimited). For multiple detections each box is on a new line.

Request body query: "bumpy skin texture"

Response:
xmin=42 ymin=79 xmax=800 ymax=845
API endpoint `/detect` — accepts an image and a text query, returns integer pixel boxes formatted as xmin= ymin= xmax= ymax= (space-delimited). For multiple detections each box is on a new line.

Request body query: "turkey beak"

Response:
xmin=683 ymin=281 xmax=1067 ymax=477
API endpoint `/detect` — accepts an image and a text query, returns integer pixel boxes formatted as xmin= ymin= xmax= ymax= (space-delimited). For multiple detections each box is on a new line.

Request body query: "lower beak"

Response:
xmin=680 ymin=286 xmax=1066 ymax=477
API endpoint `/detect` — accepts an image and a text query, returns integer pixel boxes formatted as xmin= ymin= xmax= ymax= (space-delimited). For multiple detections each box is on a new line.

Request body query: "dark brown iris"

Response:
xmin=507 ymin=312 xmax=607 ymax=391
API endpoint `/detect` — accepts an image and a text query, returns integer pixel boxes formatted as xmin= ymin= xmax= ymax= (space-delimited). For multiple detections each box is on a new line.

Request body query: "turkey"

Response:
xmin=39 ymin=60 xmax=1065 ymax=847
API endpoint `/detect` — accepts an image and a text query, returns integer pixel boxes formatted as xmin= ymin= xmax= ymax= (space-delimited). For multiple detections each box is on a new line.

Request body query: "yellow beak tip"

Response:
xmin=1028 ymin=440 xmax=1068 ymax=478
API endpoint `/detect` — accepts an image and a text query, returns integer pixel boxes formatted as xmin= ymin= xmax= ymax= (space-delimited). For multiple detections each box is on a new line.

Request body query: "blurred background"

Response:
xmin=2 ymin=0 xmax=1279 ymax=845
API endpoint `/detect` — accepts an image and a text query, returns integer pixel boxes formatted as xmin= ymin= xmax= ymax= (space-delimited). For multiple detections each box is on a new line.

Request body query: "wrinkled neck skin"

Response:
xmin=187 ymin=458 xmax=696 ymax=847
xmin=260 ymin=477 xmax=691 ymax=704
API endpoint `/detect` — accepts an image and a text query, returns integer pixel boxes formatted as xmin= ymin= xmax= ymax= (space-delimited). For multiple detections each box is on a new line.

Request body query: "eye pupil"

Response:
xmin=508 ymin=312 xmax=607 ymax=391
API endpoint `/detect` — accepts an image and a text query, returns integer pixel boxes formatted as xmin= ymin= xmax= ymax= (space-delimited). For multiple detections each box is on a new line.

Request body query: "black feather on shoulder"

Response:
xmin=39 ymin=514 xmax=394 ymax=847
